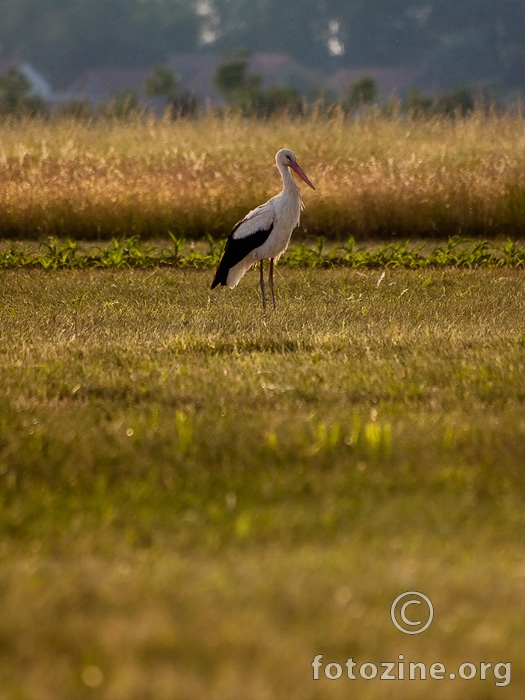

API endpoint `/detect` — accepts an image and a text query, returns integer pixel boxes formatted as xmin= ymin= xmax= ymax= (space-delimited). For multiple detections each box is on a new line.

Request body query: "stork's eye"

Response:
xmin=286 ymin=154 xmax=292 ymax=161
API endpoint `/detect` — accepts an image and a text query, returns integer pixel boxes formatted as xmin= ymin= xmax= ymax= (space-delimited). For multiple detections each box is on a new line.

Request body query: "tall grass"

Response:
xmin=1 ymin=110 xmax=525 ymax=240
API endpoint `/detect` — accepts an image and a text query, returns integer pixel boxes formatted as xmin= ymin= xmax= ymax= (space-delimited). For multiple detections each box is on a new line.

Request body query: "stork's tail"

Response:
xmin=211 ymin=224 xmax=272 ymax=290
xmin=211 ymin=258 xmax=250 ymax=289
xmin=211 ymin=257 xmax=230 ymax=288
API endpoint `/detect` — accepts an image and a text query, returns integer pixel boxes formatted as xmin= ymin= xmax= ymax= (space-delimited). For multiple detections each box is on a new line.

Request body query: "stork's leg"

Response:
xmin=259 ymin=260 xmax=267 ymax=310
xmin=269 ymin=258 xmax=276 ymax=309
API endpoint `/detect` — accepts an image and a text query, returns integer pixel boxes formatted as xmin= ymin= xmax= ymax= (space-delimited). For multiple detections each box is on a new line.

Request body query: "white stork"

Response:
xmin=211 ymin=148 xmax=315 ymax=309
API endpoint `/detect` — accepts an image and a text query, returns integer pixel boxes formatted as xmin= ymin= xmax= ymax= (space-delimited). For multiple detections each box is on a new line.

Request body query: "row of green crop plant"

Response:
xmin=2 ymin=236 xmax=525 ymax=270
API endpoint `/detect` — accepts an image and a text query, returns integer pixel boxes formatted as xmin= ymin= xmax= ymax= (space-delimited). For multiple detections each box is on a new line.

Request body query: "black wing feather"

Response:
xmin=211 ymin=222 xmax=274 ymax=288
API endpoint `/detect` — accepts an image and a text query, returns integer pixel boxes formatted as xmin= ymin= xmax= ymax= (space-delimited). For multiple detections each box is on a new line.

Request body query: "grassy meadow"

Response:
xmin=1 ymin=113 xmax=525 ymax=699
xmin=1 ymin=266 xmax=525 ymax=699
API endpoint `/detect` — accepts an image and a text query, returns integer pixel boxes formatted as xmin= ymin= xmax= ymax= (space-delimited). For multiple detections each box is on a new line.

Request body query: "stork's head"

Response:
xmin=276 ymin=149 xmax=315 ymax=190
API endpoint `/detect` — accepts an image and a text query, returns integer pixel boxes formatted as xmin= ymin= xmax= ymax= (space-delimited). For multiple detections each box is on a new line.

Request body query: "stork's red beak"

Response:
xmin=290 ymin=161 xmax=315 ymax=190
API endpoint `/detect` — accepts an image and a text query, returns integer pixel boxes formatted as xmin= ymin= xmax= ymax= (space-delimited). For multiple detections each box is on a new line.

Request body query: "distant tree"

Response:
xmin=343 ymin=76 xmax=378 ymax=111
xmin=213 ymin=50 xmax=261 ymax=104
xmin=145 ymin=65 xmax=198 ymax=117
xmin=246 ymin=85 xmax=305 ymax=118
xmin=0 ymin=68 xmax=47 ymax=116
xmin=307 ymin=85 xmax=339 ymax=111
xmin=434 ymin=87 xmax=475 ymax=117
xmin=404 ymin=87 xmax=434 ymax=117
xmin=403 ymin=86 xmax=475 ymax=119
xmin=214 ymin=50 xmax=303 ymax=116
xmin=145 ymin=65 xmax=180 ymax=102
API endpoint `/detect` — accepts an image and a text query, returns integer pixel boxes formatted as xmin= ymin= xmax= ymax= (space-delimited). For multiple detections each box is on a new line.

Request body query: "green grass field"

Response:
xmin=1 ymin=265 xmax=524 ymax=699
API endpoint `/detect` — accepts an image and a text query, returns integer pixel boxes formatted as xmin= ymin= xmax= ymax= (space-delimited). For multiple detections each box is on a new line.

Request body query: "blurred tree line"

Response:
xmin=0 ymin=53 xmax=483 ymax=121
xmin=0 ymin=0 xmax=524 ymax=94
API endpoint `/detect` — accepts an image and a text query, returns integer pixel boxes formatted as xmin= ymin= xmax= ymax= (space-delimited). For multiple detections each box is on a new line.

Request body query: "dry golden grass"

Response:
xmin=1 ymin=111 xmax=525 ymax=240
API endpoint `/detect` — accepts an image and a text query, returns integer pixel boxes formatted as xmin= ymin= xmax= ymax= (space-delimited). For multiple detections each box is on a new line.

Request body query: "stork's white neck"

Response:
xmin=277 ymin=161 xmax=300 ymax=195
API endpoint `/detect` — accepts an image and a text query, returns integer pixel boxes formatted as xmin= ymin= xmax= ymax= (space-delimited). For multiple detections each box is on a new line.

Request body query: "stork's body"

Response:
xmin=211 ymin=149 xmax=315 ymax=309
